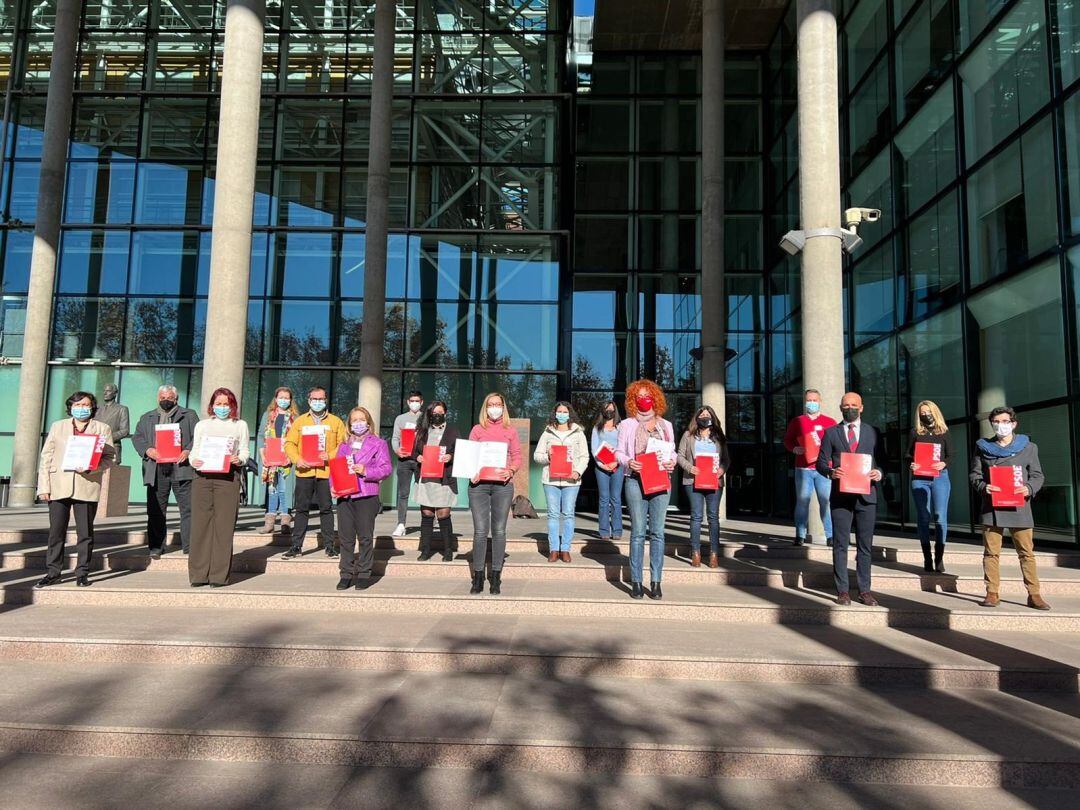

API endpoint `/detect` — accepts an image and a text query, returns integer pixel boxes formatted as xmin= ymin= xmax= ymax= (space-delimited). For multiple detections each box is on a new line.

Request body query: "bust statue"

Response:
xmin=97 ymin=383 xmax=130 ymax=463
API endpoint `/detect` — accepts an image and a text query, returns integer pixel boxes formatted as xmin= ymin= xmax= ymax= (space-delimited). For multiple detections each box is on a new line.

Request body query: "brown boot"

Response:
xmin=1027 ymin=594 xmax=1051 ymax=611
xmin=561 ymin=551 xmax=571 ymax=563
xmin=690 ymin=550 xmax=701 ymax=567
xmin=708 ymin=552 xmax=719 ymax=569
xmin=979 ymin=592 xmax=1000 ymax=608
xmin=548 ymin=551 xmax=559 ymax=563
xmin=258 ymin=513 xmax=276 ymax=534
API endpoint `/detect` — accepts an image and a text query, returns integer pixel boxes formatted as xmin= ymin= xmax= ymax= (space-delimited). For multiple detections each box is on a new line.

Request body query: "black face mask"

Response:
xmin=604 ymin=409 xmax=615 ymax=419
xmin=697 ymin=417 xmax=712 ymax=429
xmin=159 ymin=400 xmax=177 ymax=411
xmin=430 ymin=413 xmax=446 ymax=426
xmin=919 ymin=414 xmax=935 ymax=427
xmin=841 ymin=407 xmax=860 ymax=423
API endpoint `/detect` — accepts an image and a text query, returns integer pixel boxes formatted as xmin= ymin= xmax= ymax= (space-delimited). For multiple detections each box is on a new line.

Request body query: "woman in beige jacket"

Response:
xmin=36 ymin=391 xmax=116 ymax=588
xmin=533 ymin=402 xmax=590 ymax=562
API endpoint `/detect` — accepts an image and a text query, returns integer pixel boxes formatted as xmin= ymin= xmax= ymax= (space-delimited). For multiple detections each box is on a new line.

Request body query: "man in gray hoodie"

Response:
xmin=390 ymin=391 xmax=424 ymax=537
xmin=969 ymin=405 xmax=1049 ymax=610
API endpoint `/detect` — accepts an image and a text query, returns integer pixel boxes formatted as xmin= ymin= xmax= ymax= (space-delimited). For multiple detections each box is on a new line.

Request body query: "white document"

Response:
xmin=199 ymin=435 xmax=234 ymax=473
xmin=645 ymin=438 xmax=677 ymax=464
xmin=61 ymin=435 xmax=97 ymax=471
xmin=451 ymin=440 xmax=509 ymax=479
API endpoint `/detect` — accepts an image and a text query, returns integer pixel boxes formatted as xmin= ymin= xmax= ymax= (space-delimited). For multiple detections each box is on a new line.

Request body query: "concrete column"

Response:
xmin=200 ymin=0 xmax=265 ymax=410
xmin=700 ymin=0 xmax=725 ymax=415
xmin=795 ymin=0 xmax=845 ymax=418
xmin=356 ymin=0 xmax=395 ymax=428
xmin=9 ymin=0 xmax=80 ymax=507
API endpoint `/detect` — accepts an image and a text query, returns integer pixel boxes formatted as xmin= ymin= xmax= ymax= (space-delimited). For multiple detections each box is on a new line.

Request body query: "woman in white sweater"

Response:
xmin=533 ymin=402 xmax=590 ymax=562
xmin=189 ymin=387 xmax=250 ymax=587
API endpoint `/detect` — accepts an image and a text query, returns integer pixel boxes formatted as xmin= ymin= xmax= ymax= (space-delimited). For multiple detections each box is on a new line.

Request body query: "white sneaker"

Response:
xmin=392 ymin=523 xmax=407 ymax=537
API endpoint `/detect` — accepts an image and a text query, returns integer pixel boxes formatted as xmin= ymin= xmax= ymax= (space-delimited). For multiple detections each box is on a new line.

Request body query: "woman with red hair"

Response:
xmin=614 ymin=379 xmax=676 ymax=599
xmin=188 ymin=387 xmax=250 ymax=587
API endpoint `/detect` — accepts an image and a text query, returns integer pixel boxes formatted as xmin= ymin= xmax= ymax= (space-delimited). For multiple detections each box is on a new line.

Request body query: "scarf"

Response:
xmin=976 ymin=434 xmax=1029 ymax=459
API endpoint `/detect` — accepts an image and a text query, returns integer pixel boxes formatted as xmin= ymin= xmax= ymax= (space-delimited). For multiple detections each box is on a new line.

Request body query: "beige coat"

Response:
xmin=533 ymin=423 xmax=590 ymax=486
xmin=37 ymin=418 xmax=116 ymax=502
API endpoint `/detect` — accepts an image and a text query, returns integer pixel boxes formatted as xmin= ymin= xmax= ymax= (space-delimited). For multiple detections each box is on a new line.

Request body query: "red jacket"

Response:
xmin=783 ymin=414 xmax=837 ymax=469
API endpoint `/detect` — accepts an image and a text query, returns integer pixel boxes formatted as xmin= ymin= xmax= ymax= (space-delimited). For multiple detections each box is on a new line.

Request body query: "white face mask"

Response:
xmin=407 ymin=401 xmax=422 ymax=413
xmin=993 ymin=421 xmax=1015 ymax=438
xmin=487 ymin=406 xmax=504 ymax=421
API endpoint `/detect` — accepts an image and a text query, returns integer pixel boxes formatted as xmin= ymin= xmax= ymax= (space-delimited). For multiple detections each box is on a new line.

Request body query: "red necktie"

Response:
xmin=847 ymin=425 xmax=858 ymax=452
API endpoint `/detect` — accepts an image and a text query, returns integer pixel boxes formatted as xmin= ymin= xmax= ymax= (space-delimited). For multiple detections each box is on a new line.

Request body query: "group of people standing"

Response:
xmin=34 ymin=377 xmax=1052 ymax=610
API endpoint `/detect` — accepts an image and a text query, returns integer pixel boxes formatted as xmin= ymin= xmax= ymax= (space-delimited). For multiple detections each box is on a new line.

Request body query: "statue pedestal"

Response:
xmin=510 ymin=418 xmax=531 ymax=500
xmin=99 ymin=465 xmax=131 ymax=518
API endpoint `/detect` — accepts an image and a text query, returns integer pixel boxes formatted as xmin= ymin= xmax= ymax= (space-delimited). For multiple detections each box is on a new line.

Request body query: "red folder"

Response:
xmin=595 ymin=444 xmax=617 ymax=466
xmin=479 ymin=467 xmax=507 ymax=482
xmin=637 ymin=452 xmax=669 ymax=495
xmin=801 ymin=430 xmax=822 ymax=464
xmin=549 ymin=444 xmax=573 ymax=479
xmin=913 ymin=442 xmax=941 ymax=478
xmin=400 ymin=427 xmax=417 ymax=456
xmin=300 ymin=431 xmax=326 ymax=467
xmin=694 ymin=454 xmax=719 ymax=490
xmin=329 ymin=455 xmax=360 ymax=497
xmin=88 ymin=436 xmax=107 ymax=471
xmin=263 ymin=437 xmax=287 ymax=466
xmin=989 ymin=465 xmax=1025 ymax=508
xmin=155 ymin=425 xmax=183 ymax=463
xmin=420 ymin=445 xmax=445 ymax=479
xmin=839 ymin=452 xmax=872 ymax=495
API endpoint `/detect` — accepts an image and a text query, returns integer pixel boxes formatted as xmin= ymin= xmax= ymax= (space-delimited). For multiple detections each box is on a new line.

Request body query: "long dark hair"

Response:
xmin=593 ymin=400 xmax=621 ymax=430
xmin=415 ymin=400 xmax=449 ymax=450
xmin=686 ymin=405 xmax=726 ymax=448
xmin=547 ymin=400 xmax=579 ymax=429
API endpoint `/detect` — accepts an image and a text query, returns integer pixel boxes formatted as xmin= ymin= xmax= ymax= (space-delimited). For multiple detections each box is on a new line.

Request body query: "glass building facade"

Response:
xmin=1 ymin=0 xmax=1079 ymax=543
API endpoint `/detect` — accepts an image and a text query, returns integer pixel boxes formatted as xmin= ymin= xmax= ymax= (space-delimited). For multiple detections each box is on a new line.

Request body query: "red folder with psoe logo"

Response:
xmin=637 ymin=452 xmax=669 ymax=495
xmin=839 ymin=452 xmax=872 ymax=495
xmin=989 ymin=465 xmax=1025 ymax=508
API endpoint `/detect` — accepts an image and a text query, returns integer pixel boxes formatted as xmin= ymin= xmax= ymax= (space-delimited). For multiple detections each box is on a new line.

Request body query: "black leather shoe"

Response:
xmin=149 ymin=550 xmax=162 ymax=560
xmin=209 ymin=583 xmax=228 ymax=588
xmin=442 ymin=550 xmax=454 ymax=562
xmin=826 ymin=538 xmax=834 ymax=548
xmin=355 ymin=578 xmax=373 ymax=591
xmin=325 ymin=546 xmax=339 ymax=558
xmin=191 ymin=582 xmax=208 ymax=588
xmin=34 ymin=575 xmax=60 ymax=589
xmin=793 ymin=537 xmax=804 ymax=547
xmin=282 ymin=548 xmax=301 ymax=559
xmin=76 ymin=575 xmax=90 ymax=587
xmin=489 ymin=571 xmax=502 ymax=595
xmin=649 ymin=581 xmax=663 ymax=600
xmin=336 ymin=576 xmax=353 ymax=590
xmin=418 ymin=551 xmax=435 ymax=561
xmin=469 ymin=571 xmax=484 ymax=594
xmin=631 ymin=582 xmax=644 ymax=599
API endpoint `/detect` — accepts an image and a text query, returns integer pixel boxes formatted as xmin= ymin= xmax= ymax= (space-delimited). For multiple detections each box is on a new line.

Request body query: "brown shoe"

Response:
xmin=836 ymin=592 xmax=851 ymax=606
xmin=690 ymin=551 xmax=701 ymax=567
xmin=708 ymin=553 xmax=719 ymax=569
xmin=980 ymin=593 xmax=1000 ymax=608
xmin=548 ymin=551 xmax=559 ymax=563
xmin=258 ymin=514 xmax=276 ymax=534
xmin=1027 ymin=594 xmax=1051 ymax=611
xmin=857 ymin=592 xmax=879 ymax=607
xmin=560 ymin=551 xmax=571 ymax=563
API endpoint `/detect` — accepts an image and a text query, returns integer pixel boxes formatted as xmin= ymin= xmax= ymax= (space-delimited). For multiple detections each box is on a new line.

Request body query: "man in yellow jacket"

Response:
xmin=282 ymin=386 xmax=346 ymax=558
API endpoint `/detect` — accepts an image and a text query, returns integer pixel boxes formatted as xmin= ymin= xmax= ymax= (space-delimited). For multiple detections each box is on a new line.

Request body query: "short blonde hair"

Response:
xmin=914 ymin=400 xmax=948 ymax=436
xmin=478 ymin=392 xmax=510 ymax=428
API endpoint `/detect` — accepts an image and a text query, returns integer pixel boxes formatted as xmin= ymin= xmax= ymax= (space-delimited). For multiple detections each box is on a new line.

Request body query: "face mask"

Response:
xmin=993 ymin=421 xmax=1015 ymax=438
xmin=276 ymin=397 xmax=291 ymax=410
xmin=604 ymin=409 xmax=615 ymax=419
xmin=213 ymin=406 xmax=231 ymax=420
xmin=697 ymin=417 xmax=712 ymax=429
xmin=71 ymin=406 xmax=92 ymax=421
xmin=805 ymin=401 xmax=820 ymax=415
xmin=310 ymin=400 xmax=326 ymax=413
xmin=159 ymin=400 xmax=176 ymax=411
xmin=351 ymin=421 xmax=368 ymax=435
xmin=430 ymin=413 xmax=446 ymax=426
xmin=555 ymin=412 xmax=570 ymax=425
xmin=407 ymin=401 xmax=422 ymax=413
xmin=841 ymin=407 xmax=860 ymax=423
xmin=487 ymin=406 xmax=503 ymax=421
xmin=920 ymin=414 xmax=935 ymax=427
xmin=635 ymin=395 xmax=654 ymax=413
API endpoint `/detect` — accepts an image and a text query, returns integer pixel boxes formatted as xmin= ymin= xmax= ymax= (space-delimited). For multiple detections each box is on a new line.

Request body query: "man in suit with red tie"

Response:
xmin=815 ymin=392 xmax=885 ymax=606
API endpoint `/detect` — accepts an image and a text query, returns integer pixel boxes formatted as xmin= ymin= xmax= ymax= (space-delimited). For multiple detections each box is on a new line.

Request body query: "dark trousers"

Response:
xmin=291 ymin=476 xmax=335 ymax=552
xmin=46 ymin=498 xmax=97 ymax=577
xmin=468 ymin=482 xmax=514 ymax=573
xmin=396 ymin=459 xmax=417 ymax=523
xmin=830 ymin=495 xmax=876 ymax=594
xmin=189 ymin=471 xmax=240 ymax=586
xmin=338 ymin=495 xmax=381 ymax=579
xmin=147 ymin=467 xmax=192 ymax=552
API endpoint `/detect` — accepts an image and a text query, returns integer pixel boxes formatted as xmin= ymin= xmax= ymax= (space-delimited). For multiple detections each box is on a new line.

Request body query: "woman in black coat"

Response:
xmin=410 ymin=401 xmax=460 ymax=561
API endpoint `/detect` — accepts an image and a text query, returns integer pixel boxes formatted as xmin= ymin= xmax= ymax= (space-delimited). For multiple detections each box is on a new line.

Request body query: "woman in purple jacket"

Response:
xmin=333 ymin=406 xmax=392 ymax=591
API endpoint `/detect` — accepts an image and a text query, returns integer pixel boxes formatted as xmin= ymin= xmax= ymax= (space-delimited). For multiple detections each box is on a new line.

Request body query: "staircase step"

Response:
xmin=0 ymin=660 xmax=1077 ymax=787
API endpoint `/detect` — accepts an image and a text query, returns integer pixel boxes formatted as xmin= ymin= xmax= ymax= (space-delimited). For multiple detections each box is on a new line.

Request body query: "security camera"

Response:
xmin=843 ymin=207 xmax=882 ymax=230
xmin=779 ymin=230 xmax=806 ymax=256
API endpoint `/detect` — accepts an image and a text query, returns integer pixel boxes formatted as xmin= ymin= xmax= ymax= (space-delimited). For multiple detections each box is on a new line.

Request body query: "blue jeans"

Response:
xmin=624 ymin=476 xmax=669 ymax=583
xmin=685 ymin=485 xmax=721 ymax=555
xmin=544 ymin=484 xmax=580 ymax=553
xmin=912 ymin=468 xmax=951 ymax=548
xmin=794 ymin=467 xmax=833 ymax=541
xmin=595 ymin=465 xmax=624 ymax=537
xmin=266 ymin=470 xmax=295 ymax=514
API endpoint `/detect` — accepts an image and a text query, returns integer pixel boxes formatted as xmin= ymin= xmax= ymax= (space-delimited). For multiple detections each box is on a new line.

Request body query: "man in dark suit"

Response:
xmin=130 ymin=385 xmax=199 ymax=558
xmin=815 ymin=391 xmax=885 ymax=606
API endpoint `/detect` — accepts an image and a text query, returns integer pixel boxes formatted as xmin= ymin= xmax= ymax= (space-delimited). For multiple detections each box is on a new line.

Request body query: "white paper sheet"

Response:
xmin=199 ymin=435 xmax=234 ymax=473
xmin=61 ymin=435 xmax=97 ymax=471
xmin=451 ymin=440 xmax=509 ymax=479
xmin=645 ymin=438 xmax=676 ymax=464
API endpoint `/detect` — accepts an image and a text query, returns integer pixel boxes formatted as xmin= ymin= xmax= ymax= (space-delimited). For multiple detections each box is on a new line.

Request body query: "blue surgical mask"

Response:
xmin=213 ymin=406 xmax=232 ymax=420
xmin=805 ymin=401 xmax=820 ymax=415
xmin=276 ymin=397 xmax=291 ymax=409
xmin=71 ymin=406 xmax=92 ymax=421
xmin=555 ymin=413 xmax=569 ymax=425
xmin=310 ymin=400 xmax=326 ymax=413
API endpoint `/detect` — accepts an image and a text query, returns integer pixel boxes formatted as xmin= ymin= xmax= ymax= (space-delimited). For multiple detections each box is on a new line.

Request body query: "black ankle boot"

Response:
xmin=934 ymin=542 xmax=946 ymax=574
xmin=489 ymin=571 xmax=502 ymax=595
xmin=649 ymin=581 xmax=663 ymax=600
xmin=921 ymin=546 xmax=934 ymax=573
xmin=470 ymin=570 xmax=484 ymax=594
xmin=631 ymin=582 xmax=644 ymax=599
